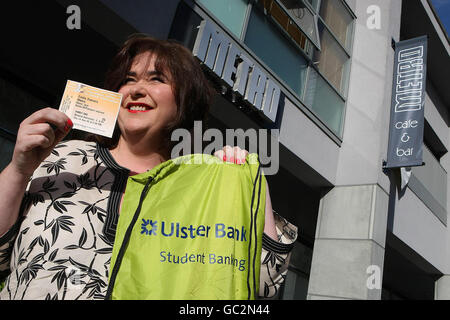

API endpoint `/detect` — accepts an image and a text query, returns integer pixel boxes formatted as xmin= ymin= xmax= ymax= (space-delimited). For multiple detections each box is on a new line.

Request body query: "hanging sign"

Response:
xmin=386 ymin=36 xmax=427 ymax=168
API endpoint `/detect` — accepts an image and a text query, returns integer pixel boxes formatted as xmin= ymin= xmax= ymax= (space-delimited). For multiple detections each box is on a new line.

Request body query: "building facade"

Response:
xmin=0 ymin=0 xmax=449 ymax=299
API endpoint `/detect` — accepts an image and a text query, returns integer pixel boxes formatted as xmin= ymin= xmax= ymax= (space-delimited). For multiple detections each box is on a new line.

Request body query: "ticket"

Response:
xmin=58 ymin=80 xmax=122 ymax=138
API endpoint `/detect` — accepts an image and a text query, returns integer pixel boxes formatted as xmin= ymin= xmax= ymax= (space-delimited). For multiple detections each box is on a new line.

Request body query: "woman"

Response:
xmin=0 ymin=35 xmax=296 ymax=299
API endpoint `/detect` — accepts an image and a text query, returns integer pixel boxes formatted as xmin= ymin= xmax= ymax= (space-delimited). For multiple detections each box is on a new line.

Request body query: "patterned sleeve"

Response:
xmin=0 ymin=184 xmax=30 ymax=282
xmin=259 ymin=210 xmax=298 ymax=299
xmin=0 ymin=218 xmax=23 ymax=282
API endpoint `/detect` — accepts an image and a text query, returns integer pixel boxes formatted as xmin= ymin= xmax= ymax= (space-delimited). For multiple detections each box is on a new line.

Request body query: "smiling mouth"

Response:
xmin=126 ymin=103 xmax=153 ymax=113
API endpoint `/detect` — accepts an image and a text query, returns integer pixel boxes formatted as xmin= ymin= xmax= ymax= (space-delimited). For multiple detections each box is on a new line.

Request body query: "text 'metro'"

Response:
xmin=193 ymin=19 xmax=281 ymax=123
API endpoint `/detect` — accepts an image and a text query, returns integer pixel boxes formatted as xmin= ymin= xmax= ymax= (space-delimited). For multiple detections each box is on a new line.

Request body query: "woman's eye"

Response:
xmin=124 ymin=77 xmax=135 ymax=84
xmin=151 ymin=76 xmax=164 ymax=83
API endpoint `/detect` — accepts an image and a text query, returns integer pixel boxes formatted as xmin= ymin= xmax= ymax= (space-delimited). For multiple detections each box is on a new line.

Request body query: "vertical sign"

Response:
xmin=386 ymin=36 xmax=427 ymax=168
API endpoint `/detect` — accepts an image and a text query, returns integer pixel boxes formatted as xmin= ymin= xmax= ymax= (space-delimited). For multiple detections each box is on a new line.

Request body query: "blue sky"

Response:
xmin=431 ymin=0 xmax=450 ymax=35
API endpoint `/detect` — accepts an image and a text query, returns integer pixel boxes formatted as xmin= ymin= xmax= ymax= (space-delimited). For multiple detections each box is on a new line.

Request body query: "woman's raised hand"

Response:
xmin=11 ymin=107 xmax=73 ymax=178
xmin=214 ymin=145 xmax=249 ymax=165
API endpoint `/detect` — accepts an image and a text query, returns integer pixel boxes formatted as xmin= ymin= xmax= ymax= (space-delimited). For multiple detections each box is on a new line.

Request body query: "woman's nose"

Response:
xmin=130 ymin=82 xmax=146 ymax=99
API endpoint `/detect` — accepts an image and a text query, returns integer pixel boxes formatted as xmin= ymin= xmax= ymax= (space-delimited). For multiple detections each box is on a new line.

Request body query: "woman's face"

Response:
xmin=117 ymin=51 xmax=177 ymax=144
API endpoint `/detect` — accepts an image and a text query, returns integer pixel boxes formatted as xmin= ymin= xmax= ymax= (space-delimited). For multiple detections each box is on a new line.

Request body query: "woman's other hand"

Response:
xmin=214 ymin=146 xmax=248 ymax=165
xmin=11 ymin=107 xmax=73 ymax=178
xmin=213 ymin=146 xmax=278 ymax=239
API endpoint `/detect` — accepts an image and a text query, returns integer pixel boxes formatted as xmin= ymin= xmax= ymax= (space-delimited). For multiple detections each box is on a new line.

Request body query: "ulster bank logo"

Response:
xmin=139 ymin=219 xmax=247 ymax=242
xmin=141 ymin=219 xmax=158 ymax=235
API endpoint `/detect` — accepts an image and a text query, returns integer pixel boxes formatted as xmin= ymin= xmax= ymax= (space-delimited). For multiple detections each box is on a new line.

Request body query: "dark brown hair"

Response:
xmin=95 ymin=34 xmax=214 ymax=151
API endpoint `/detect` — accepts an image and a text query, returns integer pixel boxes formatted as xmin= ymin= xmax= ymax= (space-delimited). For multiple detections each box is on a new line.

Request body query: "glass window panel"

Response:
xmin=244 ymin=7 xmax=308 ymax=98
xmin=312 ymin=21 xmax=349 ymax=94
xmin=304 ymin=68 xmax=345 ymax=136
xmin=279 ymin=0 xmax=319 ymax=46
xmin=319 ymin=0 xmax=353 ymax=50
xmin=268 ymin=0 xmax=289 ymax=27
xmin=197 ymin=0 xmax=248 ymax=38
xmin=258 ymin=0 xmax=314 ymax=56
xmin=306 ymin=0 xmax=320 ymax=12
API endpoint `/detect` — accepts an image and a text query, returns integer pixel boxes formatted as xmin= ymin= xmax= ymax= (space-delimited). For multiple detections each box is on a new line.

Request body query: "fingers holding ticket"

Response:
xmin=10 ymin=80 xmax=121 ymax=178
xmin=12 ymin=107 xmax=73 ymax=178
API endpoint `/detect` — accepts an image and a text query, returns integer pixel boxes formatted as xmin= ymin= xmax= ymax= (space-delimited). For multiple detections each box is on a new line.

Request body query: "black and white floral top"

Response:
xmin=0 ymin=140 xmax=296 ymax=300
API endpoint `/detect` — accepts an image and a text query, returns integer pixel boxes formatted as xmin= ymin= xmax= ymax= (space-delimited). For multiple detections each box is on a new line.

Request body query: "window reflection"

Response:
xmin=312 ymin=21 xmax=349 ymax=94
xmin=319 ymin=0 xmax=353 ymax=50
xmin=279 ymin=0 xmax=320 ymax=47
xmin=304 ymin=68 xmax=345 ymax=136
xmin=197 ymin=0 xmax=248 ymax=38
xmin=258 ymin=0 xmax=316 ymax=55
xmin=245 ymin=7 xmax=308 ymax=98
